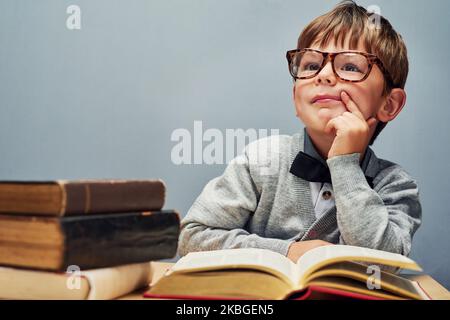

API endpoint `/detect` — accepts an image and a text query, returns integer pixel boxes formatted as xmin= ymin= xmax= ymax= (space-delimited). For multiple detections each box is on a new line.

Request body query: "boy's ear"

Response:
xmin=377 ymin=88 xmax=407 ymax=123
xmin=293 ymin=84 xmax=300 ymax=117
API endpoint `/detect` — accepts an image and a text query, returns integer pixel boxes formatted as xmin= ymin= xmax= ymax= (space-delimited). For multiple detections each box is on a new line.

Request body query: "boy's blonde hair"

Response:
xmin=297 ymin=0 xmax=409 ymax=145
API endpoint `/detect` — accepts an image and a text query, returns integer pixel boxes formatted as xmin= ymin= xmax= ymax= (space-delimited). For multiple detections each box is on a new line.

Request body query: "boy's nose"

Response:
xmin=314 ymin=61 xmax=337 ymax=86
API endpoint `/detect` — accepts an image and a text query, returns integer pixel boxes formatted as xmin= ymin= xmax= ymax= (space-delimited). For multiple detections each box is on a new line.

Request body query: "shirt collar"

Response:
xmin=302 ymin=128 xmax=378 ymax=180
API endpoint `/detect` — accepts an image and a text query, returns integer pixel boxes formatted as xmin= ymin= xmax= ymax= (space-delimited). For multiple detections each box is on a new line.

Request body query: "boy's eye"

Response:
xmin=301 ymin=63 xmax=321 ymax=71
xmin=341 ymin=63 xmax=363 ymax=73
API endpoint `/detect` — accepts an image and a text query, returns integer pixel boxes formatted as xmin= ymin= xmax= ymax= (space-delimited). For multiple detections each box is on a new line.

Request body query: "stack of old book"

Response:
xmin=0 ymin=179 xmax=180 ymax=300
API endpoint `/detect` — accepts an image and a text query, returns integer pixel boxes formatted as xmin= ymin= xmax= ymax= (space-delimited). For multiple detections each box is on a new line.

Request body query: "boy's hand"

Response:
xmin=324 ymin=91 xmax=378 ymax=161
xmin=287 ymin=240 xmax=334 ymax=263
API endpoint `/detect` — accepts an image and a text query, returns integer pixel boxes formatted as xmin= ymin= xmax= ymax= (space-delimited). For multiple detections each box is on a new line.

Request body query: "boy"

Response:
xmin=179 ymin=1 xmax=421 ymax=263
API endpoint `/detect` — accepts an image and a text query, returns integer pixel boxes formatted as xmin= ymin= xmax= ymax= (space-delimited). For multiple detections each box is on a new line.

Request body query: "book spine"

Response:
xmin=62 ymin=180 xmax=166 ymax=215
xmin=59 ymin=210 xmax=179 ymax=271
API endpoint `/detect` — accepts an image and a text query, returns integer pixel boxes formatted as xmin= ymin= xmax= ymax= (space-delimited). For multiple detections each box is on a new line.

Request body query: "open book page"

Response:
xmin=303 ymin=261 xmax=427 ymax=299
xmin=306 ymin=276 xmax=406 ymax=300
xmin=148 ymin=270 xmax=293 ymax=300
xmin=295 ymin=245 xmax=422 ymax=287
xmin=171 ymin=248 xmax=298 ymax=287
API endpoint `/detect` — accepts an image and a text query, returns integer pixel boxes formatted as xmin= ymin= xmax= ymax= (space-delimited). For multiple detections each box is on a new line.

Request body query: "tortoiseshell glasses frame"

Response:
xmin=286 ymin=48 xmax=394 ymax=88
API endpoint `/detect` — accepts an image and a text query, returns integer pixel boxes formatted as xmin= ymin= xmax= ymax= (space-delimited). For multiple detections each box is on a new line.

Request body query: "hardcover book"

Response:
xmin=0 ymin=210 xmax=180 ymax=271
xmin=0 ymin=179 xmax=166 ymax=216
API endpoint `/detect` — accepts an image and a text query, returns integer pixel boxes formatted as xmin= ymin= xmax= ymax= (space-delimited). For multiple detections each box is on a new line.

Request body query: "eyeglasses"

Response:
xmin=286 ymin=48 xmax=394 ymax=87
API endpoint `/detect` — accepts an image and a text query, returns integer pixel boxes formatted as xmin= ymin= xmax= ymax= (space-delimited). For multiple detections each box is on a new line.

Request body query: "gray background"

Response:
xmin=0 ymin=0 xmax=449 ymax=289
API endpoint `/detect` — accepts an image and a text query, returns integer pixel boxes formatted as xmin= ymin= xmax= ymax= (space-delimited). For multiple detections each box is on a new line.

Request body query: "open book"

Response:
xmin=145 ymin=245 xmax=430 ymax=300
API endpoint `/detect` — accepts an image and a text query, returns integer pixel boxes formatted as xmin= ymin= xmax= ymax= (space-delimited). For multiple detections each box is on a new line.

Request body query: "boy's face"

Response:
xmin=293 ymin=38 xmax=387 ymax=138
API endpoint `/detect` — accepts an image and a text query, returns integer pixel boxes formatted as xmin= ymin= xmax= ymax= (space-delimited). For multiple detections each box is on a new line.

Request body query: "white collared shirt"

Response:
xmin=310 ymin=182 xmax=335 ymax=219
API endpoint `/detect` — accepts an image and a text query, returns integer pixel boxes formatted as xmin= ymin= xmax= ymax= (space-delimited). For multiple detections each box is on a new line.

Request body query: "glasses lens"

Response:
xmin=334 ymin=53 xmax=370 ymax=81
xmin=290 ymin=51 xmax=324 ymax=79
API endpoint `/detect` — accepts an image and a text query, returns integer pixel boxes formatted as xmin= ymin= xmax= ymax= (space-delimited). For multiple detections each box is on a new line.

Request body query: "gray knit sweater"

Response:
xmin=178 ymin=130 xmax=422 ymax=258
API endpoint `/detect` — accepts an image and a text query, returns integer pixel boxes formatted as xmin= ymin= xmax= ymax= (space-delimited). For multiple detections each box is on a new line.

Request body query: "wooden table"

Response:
xmin=118 ymin=262 xmax=450 ymax=300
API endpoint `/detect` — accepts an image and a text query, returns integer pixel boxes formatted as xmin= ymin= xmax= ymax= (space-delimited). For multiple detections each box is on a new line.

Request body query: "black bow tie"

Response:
xmin=289 ymin=151 xmax=374 ymax=188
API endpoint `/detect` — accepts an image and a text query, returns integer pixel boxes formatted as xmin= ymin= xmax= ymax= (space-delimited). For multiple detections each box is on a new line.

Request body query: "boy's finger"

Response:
xmin=367 ymin=117 xmax=378 ymax=129
xmin=324 ymin=116 xmax=345 ymax=134
xmin=341 ymin=91 xmax=365 ymax=120
xmin=324 ymin=118 xmax=337 ymax=134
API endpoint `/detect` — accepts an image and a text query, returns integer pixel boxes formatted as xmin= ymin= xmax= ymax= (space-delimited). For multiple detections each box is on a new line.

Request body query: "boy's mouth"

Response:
xmin=311 ymin=94 xmax=342 ymax=104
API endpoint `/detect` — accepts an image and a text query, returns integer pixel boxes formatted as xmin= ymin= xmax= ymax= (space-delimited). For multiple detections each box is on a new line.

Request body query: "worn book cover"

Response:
xmin=0 ymin=210 xmax=180 ymax=271
xmin=0 ymin=179 xmax=166 ymax=216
